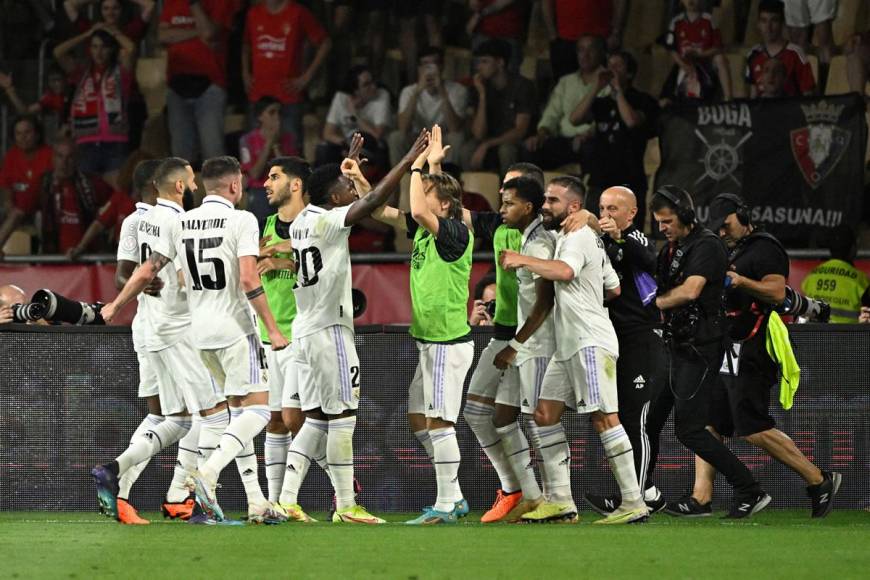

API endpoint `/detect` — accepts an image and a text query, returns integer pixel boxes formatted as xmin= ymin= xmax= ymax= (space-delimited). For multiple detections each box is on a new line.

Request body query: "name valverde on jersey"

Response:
xmin=155 ymin=195 xmax=260 ymax=350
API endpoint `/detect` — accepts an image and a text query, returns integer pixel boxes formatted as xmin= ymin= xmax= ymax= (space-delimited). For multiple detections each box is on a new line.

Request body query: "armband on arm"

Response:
xmin=246 ymin=286 xmax=265 ymax=300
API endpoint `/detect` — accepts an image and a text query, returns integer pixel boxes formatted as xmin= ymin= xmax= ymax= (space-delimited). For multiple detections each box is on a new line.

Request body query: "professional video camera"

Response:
xmin=10 ymin=289 xmax=104 ymax=325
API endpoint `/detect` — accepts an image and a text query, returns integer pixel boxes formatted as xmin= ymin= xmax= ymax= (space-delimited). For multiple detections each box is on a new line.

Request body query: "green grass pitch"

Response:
xmin=2 ymin=510 xmax=869 ymax=579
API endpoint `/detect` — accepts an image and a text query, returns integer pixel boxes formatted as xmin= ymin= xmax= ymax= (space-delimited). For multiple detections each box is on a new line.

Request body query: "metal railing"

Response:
xmin=4 ymin=249 xmax=870 ymax=266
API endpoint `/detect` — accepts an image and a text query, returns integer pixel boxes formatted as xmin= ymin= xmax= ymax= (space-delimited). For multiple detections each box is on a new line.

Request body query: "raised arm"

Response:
xmin=344 ymin=129 xmax=428 ymax=227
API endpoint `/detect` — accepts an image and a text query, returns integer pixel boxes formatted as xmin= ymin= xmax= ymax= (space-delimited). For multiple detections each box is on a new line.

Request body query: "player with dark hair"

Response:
xmin=102 ymin=155 xmax=290 ymax=525
xmin=275 ymin=129 xmax=429 ymax=524
xmin=256 ymin=155 xmax=312 ymax=505
xmin=500 ymin=176 xmax=649 ymax=524
xmin=93 ymin=157 xmax=232 ymax=524
xmin=646 ymin=186 xmax=770 ymax=519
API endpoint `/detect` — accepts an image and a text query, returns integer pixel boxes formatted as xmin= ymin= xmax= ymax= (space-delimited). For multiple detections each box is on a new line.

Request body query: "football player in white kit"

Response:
xmin=274 ymin=130 xmax=428 ymax=524
xmin=95 ymin=158 xmax=231 ymax=522
xmin=500 ymin=176 xmax=650 ymax=525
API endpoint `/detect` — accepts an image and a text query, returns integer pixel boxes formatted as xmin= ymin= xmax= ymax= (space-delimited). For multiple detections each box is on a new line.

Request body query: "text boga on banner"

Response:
xmin=654 ymin=95 xmax=866 ymax=244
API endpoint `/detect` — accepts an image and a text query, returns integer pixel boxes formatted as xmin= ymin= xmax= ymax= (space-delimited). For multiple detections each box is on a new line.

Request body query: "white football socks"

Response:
xmin=536 ymin=423 xmax=573 ymax=506
xmin=430 ymin=426 xmax=462 ymax=512
xmin=229 ymin=407 xmax=267 ymax=506
xmin=198 ymin=409 xmax=229 ymax=469
xmin=117 ymin=413 xmax=163 ymax=500
xmin=497 ymin=422 xmax=541 ymax=501
xmin=264 ymin=432 xmax=292 ymax=503
xmin=525 ymin=417 xmax=550 ymax=501
xmin=117 ymin=415 xmax=191 ymax=474
xmin=327 ymin=416 xmax=357 ymax=510
xmin=600 ymin=424 xmax=643 ymax=508
xmin=166 ymin=416 xmax=200 ymax=502
xmin=279 ymin=418 xmax=327 ymax=505
xmin=201 ymin=405 xmax=269 ymax=483
xmin=463 ymin=400 xmax=519 ymax=493
xmin=414 ymin=429 xmax=434 ymax=461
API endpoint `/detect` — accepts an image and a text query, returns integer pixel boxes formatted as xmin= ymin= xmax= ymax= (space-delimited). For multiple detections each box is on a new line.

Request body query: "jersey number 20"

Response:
xmin=293 ymin=246 xmax=323 ymax=287
xmin=183 ymin=237 xmax=226 ymax=290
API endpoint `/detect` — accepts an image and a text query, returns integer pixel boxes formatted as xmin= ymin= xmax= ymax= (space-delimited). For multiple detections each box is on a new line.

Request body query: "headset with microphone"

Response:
xmin=653 ymin=185 xmax=696 ymax=225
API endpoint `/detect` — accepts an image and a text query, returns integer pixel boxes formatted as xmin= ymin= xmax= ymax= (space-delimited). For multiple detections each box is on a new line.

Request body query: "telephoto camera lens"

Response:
xmin=10 ymin=302 xmax=47 ymax=323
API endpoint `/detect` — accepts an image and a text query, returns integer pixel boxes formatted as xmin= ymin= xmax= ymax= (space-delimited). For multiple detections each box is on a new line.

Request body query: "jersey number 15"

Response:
xmin=183 ymin=237 xmax=227 ymax=290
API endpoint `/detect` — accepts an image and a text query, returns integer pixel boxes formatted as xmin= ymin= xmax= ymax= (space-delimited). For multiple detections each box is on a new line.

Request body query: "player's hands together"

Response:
xmin=408 ymin=128 xmax=431 ymax=168
xmin=426 ymin=124 xmax=450 ymax=167
xmin=493 ymin=345 xmax=516 ymax=370
xmin=499 ymin=249 xmax=526 ymax=270
xmin=268 ymin=329 xmax=289 ymax=350
xmin=347 ymin=132 xmax=367 ymax=166
xmin=341 ymin=158 xmax=365 ymax=181
xmin=258 ymin=257 xmax=295 ymax=275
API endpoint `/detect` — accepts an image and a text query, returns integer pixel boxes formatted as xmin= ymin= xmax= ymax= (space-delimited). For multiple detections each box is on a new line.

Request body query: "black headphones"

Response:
xmin=654 ymin=185 xmax=695 ymax=225
xmin=713 ymin=192 xmax=750 ymax=226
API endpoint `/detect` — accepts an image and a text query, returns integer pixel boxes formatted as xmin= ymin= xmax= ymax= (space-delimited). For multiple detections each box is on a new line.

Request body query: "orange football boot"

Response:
xmin=117 ymin=498 xmax=150 ymax=525
xmin=481 ymin=490 xmax=523 ymax=523
xmin=161 ymin=495 xmax=196 ymax=520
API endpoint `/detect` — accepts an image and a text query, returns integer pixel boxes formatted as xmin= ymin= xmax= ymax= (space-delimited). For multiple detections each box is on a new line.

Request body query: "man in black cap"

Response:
xmin=667 ymin=193 xmax=841 ymax=518
xmin=645 ymin=186 xmax=770 ymax=519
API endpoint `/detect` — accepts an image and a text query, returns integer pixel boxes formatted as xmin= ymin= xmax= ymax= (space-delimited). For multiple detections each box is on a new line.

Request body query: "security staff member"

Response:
xmin=581 ymin=186 xmax=667 ymax=515
xmin=644 ymin=186 xmax=769 ymax=519
xmin=669 ymin=193 xmax=841 ymax=519
xmin=801 ymin=225 xmax=870 ymax=323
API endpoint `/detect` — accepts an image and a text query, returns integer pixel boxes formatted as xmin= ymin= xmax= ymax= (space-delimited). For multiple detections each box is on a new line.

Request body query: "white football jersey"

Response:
xmin=117 ymin=202 xmax=152 ymax=353
xmin=159 ymin=195 xmax=260 ymax=350
xmin=290 ymin=204 xmax=354 ymax=339
xmin=552 ymin=227 xmax=620 ymax=359
xmin=137 ymin=199 xmax=190 ymax=352
xmin=515 ymin=217 xmax=557 ymax=365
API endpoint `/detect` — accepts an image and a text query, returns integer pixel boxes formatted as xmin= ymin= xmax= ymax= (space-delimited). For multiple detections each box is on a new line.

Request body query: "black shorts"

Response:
xmin=709 ymin=336 xmax=777 ymax=437
xmin=616 ymin=329 xmax=664 ymax=418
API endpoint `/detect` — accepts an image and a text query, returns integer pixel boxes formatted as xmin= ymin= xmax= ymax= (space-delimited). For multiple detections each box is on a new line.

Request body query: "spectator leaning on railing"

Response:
xmin=0 ymin=115 xmax=54 ymax=260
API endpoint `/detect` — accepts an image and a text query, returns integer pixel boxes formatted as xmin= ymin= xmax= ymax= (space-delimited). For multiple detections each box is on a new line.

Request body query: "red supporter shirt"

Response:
xmin=667 ymin=13 xmax=722 ymax=56
xmin=555 ymin=0 xmax=612 ymax=41
xmin=39 ymin=91 xmax=68 ymax=116
xmin=75 ymin=16 xmax=149 ymax=43
xmin=0 ymin=145 xmax=53 ymax=215
xmin=96 ymin=190 xmax=136 ymax=242
xmin=55 ymin=181 xmax=86 ymax=252
xmin=239 ymin=128 xmax=298 ymax=187
xmin=477 ymin=0 xmax=525 ymax=39
xmin=745 ymin=43 xmax=815 ymax=95
xmin=160 ymin=0 xmax=238 ymax=87
xmin=244 ymin=1 xmax=327 ymax=103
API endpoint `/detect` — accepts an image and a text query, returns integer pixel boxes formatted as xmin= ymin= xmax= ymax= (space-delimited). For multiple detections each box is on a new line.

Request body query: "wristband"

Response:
xmin=508 ymin=338 xmax=523 ymax=351
xmin=246 ymin=286 xmax=265 ymax=300
xmin=411 ymin=167 xmax=423 ymax=175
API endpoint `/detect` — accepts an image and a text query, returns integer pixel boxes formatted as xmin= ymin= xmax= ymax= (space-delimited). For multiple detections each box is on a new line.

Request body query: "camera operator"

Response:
xmin=674 ymin=193 xmax=840 ymax=518
xmin=645 ymin=186 xmax=770 ymax=519
xmin=0 ymin=284 xmax=27 ymax=323
xmin=469 ymin=271 xmax=497 ymax=326
xmin=581 ymin=186 xmax=667 ymax=516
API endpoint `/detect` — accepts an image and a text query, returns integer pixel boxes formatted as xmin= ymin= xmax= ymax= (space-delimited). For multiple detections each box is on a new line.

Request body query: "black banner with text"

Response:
xmin=655 ymin=95 xmax=867 ymax=244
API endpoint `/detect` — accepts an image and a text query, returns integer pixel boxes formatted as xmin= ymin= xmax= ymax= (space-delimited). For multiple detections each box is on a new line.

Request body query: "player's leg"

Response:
xmin=115 ymin=347 xmax=163 ymax=523
xmin=264 ymin=345 xmax=292 ymax=503
xmin=577 ymin=347 xmax=647 ymax=524
xmin=463 ymin=339 xmax=520 ymax=503
xmin=492 ymin=365 xmax=542 ymax=522
xmin=406 ymin=341 xmax=473 ymax=525
xmin=521 ymin=360 xmax=577 ymax=523
xmin=519 ymin=357 xmax=550 ymax=501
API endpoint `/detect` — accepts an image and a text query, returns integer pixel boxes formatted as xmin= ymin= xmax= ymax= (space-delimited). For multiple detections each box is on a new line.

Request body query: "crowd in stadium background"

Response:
xmin=1 ymin=0 xmax=870 ymax=260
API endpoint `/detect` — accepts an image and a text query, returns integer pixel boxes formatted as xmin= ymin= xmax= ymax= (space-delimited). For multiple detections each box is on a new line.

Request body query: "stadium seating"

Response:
xmin=461 ymin=171 xmax=501 ymax=210
xmin=726 ymin=51 xmax=750 ymax=98
xmin=832 ymin=0 xmax=862 ymax=47
xmin=714 ymin=0 xmax=738 ymax=47
xmin=623 ymin=1 xmax=667 ymax=50
xmin=826 ymin=55 xmax=850 ymax=95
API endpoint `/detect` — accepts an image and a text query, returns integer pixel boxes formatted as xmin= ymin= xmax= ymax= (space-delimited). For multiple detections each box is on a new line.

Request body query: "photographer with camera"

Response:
xmin=672 ymin=193 xmax=840 ymax=518
xmin=645 ymin=186 xmax=770 ymax=519
xmin=0 ymin=285 xmax=27 ymax=324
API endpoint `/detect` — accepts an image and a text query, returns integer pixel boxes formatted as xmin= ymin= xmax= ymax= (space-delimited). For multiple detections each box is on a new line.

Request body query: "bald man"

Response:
xmin=582 ymin=186 xmax=667 ymax=516
xmin=0 ymin=284 xmax=26 ymax=323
